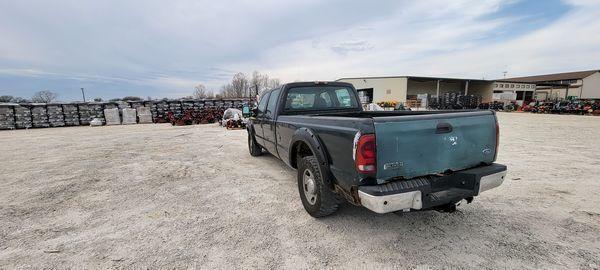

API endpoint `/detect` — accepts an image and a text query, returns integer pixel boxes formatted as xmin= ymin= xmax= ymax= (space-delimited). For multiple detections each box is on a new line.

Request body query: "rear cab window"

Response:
xmin=283 ymin=85 xmax=359 ymax=112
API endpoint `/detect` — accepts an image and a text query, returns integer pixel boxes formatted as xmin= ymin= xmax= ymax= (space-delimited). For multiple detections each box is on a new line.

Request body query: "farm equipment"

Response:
xmin=168 ymin=107 xmax=225 ymax=126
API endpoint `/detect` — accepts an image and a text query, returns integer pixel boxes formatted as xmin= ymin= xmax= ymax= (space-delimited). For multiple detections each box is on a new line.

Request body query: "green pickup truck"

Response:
xmin=247 ymin=81 xmax=507 ymax=217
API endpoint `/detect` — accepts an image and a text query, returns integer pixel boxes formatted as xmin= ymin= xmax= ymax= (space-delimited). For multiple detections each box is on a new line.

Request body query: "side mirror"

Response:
xmin=242 ymin=105 xmax=258 ymax=118
xmin=242 ymin=105 xmax=251 ymax=117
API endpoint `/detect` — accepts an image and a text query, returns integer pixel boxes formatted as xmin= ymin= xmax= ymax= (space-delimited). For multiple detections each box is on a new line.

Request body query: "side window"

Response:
xmin=258 ymin=92 xmax=270 ymax=117
xmin=265 ymin=89 xmax=281 ymax=119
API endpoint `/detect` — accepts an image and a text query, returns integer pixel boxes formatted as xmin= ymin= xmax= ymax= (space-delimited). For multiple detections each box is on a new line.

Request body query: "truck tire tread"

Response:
xmin=248 ymin=132 xmax=262 ymax=156
xmin=298 ymin=156 xmax=339 ymax=217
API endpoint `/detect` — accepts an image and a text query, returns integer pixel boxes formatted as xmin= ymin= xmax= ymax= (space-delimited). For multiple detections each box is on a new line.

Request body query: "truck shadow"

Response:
xmin=258 ymin=153 xmax=511 ymax=247
xmin=318 ymin=202 xmax=515 ymax=255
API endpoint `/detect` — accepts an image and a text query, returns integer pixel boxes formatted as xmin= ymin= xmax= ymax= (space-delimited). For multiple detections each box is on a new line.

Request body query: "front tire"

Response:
xmin=248 ymin=131 xmax=262 ymax=156
xmin=297 ymin=156 xmax=339 ymax=217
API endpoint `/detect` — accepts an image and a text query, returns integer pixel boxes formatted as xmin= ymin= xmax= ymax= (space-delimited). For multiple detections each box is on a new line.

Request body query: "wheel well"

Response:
xmin=291 ymin=141 xmax=313 ymax=169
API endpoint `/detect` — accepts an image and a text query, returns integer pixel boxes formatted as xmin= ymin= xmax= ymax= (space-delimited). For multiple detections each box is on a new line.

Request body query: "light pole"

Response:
xmin=81 ymin=88 xmax=86 ymax=102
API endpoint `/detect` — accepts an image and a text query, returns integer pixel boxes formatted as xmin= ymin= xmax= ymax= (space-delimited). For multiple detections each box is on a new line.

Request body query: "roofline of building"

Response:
xmin=337 ymin=75 xmax=493 ymax=82
xmin=500 ymin=69 xmax=599 ymax=82
xmin=336 ymin=75 xmax=408 ymax=81
xmin=336 ymin=70 xmax=600 ymax=84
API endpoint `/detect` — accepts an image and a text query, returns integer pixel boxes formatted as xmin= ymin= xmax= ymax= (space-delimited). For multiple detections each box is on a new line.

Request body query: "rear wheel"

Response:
xmin=297 ymin=156 xmax=339 ymax=217
xmin=248 ymin=131 xmax=262 ymax=156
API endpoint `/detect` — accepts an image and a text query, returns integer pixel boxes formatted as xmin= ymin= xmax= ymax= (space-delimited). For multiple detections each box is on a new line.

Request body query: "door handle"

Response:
xmin=436 ymin=122 xmax=453 ymax=134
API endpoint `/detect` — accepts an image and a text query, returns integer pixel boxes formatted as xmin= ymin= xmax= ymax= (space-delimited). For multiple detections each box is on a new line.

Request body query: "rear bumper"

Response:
xmin=358 ymin=163 xmax=507 ymax=214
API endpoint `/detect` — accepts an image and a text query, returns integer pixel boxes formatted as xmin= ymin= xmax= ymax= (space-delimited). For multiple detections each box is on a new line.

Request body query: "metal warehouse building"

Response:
xmin=337 ymin=70 xmax=599 ymax=107
xmin=503 ymin=70 xmax=600 ymax=100
xmin=337 ymin=76 xmax=499 ymax=105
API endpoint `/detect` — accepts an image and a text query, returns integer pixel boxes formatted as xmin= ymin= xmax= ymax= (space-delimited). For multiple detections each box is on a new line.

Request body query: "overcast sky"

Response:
xmin=1 ymin=0 xmax=599 ymax=101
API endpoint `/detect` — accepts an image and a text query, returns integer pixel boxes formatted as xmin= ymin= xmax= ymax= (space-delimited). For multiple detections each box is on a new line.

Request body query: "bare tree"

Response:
xmin=220 ymin=83 xmax=234 ymax=98
xmin=219 ymin=70 xmax=282 ymax=98
xmin=249 ymin=71 xmax=281 ymax=96
xmin=12 ymin=97 xmax=29 ymax=103
xmin=193 ymin=84 xmax=209 ymax=99
xmin=31 ymin=90 xmax=58 ymax=103
xmin=250 ymin=71 xmax=266 ymax=97
xmin=230 ymin=72 xmax=249 ymax=98
xmin=266 ymin=78 xmax=281 ymax=89
xmin=0 ymin=95 xmax=14 ymax=102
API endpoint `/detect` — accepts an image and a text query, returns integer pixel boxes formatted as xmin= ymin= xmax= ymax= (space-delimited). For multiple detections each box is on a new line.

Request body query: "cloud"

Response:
xmin=0 ymin=0 xmax=598 ymax=100
xmin=330 ymin=41 xmax=374 ymax=55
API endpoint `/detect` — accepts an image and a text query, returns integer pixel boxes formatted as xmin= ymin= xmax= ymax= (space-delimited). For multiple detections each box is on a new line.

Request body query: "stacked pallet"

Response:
xmin=104 ymin=103 xmax=118 ymax=110
xmin=14 ymin=105 xmax=32 ymax=128
xmin=182 ymin=100 xmax=195 ymax=112
xmin=47 ymin=104 xmax=65 ymax=127
xmin=137 ymin=107 xmax=153 ymax=124
xmin=194 ymin=101 xmax=204 ymax=110
xmin=122 ymin=108 xmax=137 ymax=124
xmin=89 ymin=103 xmax=105 ymax=124
xmin=149 ymin=104 xmax=157 ymax=120
xmin=427 ymin=93 xmax=483 ymax=110
xmin=459 ymin=95 xmax=482 ymax=109
xmin=78 ymin=104 xmax=91 ymax=125
xmin=153 ymin=101 xmax=170 ymax=122
xmin=117 ymin=101 xmax=130 ymax=110
xmin=1 ymin=99 xmax=255 ymax=130
xmin=31 ymin=105 xmax=50 ymax=128
xmin=404 ymin=99 xmax=422 ymax=108
xmin=130 ymin=101 xmax=144 ymax=110
xmin=168 ymin=101 xmax=183 ymax=118
xmin=142 ymin=102 xmax=153 ymax=122
xmin=0 ymin=105 xmax=15 ymax=130
xmin=62 ymin=104 xmax=80 ymax=126
xmin=104 ymin=108 xmax=121 ymax=125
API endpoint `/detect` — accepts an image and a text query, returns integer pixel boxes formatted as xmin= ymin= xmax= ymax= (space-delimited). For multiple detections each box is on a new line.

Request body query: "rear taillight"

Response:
xmin=494 ymin=121 xmax=499 ymax=161
xmin=355 ymin=134 xmax=376 ymax=174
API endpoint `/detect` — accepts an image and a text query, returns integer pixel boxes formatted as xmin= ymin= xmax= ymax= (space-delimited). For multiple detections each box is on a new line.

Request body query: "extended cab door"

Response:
xmin=253 ymin=91 xmax=270 ymax=146
xmin=262 ymin=88 xmax=281 ymax=157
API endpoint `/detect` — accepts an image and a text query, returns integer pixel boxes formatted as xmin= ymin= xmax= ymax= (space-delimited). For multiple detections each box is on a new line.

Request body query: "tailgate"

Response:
xmin=373 ymin=111 xmax=497 ymax=183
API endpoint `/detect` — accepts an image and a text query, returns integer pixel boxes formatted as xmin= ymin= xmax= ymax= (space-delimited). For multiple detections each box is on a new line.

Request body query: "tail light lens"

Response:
xmin=494 ymin=121 xmax=499 ymax=161
xmin=355 ymin=134 xmax=376 ymax=174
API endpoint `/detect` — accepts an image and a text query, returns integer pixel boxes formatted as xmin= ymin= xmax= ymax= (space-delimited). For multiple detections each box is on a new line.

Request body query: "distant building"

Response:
xmin=336 ymin=69 xmax=600 ymax=107
xmin=491 ymin=81 xmax=536 ymax=106
xmin=503 ymin=70 xmax=600 ymax=100
xmin=336 ymin=76 xmax=492 ymax=105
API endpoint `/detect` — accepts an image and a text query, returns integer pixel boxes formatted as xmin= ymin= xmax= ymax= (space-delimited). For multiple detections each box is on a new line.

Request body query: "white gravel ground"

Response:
xmin=1 ymin=112 xmax=599 ymax=269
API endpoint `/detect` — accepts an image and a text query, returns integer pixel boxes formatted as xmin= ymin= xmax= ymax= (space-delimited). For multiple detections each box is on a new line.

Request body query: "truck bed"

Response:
xmin=298 ymin=110 xmax=498 ymax=183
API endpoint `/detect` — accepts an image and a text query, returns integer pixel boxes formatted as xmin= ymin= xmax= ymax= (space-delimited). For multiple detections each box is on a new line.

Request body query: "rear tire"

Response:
xmin=248 ymin=131 xmax=262 ymax=156
xmin=297 ymin=156 xmax=339 ymax=217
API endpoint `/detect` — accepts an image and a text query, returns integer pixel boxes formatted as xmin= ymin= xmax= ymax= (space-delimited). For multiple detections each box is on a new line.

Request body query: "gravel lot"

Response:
xmin=1 ymin=112 xmax=599 ymax=269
